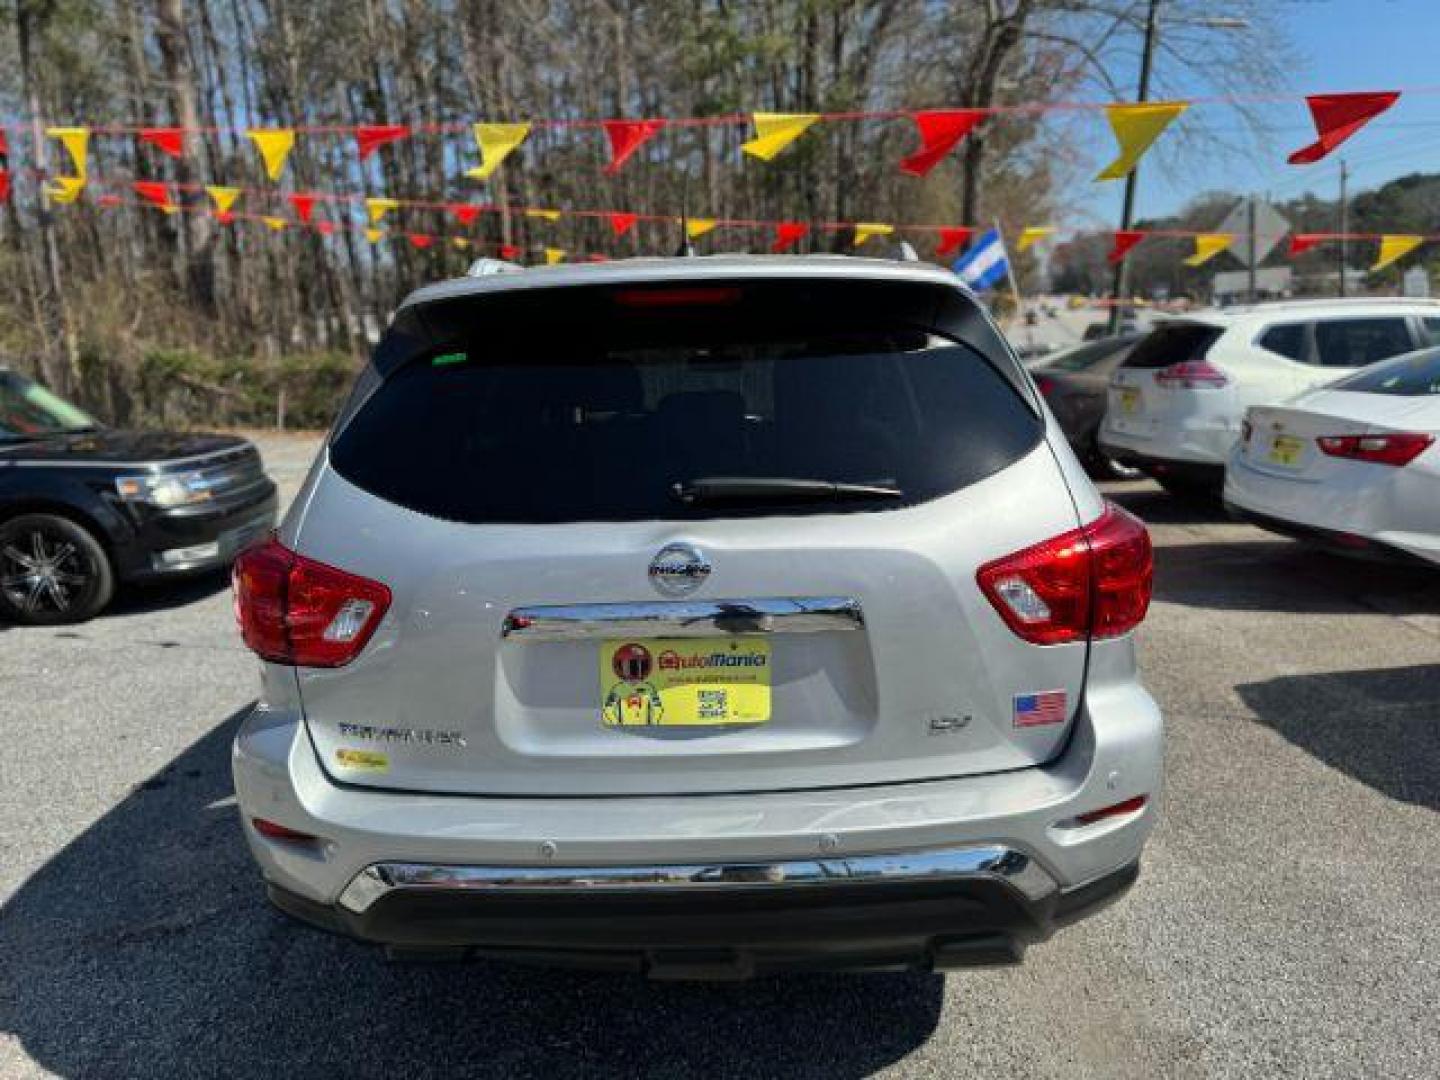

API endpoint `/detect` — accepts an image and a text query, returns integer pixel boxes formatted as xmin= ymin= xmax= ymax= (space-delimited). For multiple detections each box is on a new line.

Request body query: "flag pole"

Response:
xmin=995 ymin=219 xmax=1031 ymax=345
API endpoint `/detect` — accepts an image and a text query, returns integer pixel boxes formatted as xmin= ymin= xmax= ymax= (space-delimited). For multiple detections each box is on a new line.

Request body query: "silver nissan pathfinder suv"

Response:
xmin=231 ymin=256 xmax=1161 ymax=978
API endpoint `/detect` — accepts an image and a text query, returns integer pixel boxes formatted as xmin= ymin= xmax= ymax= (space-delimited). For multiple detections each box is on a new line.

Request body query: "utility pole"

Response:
xmin=1337 ymin=159 xmax=1349 ymax=297
xmin=1107 ymin=0 xmax=1160 ymax=334
xmin=1247 ymin=195 xmax=1257 ymax=303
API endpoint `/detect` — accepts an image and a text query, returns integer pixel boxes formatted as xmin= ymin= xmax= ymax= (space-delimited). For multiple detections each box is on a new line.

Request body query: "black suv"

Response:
xmin=0 ymin=368 xmax=277 ymax=624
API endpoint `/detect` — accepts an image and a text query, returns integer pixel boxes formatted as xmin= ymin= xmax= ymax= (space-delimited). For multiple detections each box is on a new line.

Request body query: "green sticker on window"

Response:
xmin=432 ymin=352 xmax=467 ymax=367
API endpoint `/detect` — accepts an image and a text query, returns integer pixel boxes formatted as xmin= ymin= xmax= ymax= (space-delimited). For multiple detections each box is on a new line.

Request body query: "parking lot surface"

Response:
xmin=2 ymin=432 xmax=1438 ymax=1079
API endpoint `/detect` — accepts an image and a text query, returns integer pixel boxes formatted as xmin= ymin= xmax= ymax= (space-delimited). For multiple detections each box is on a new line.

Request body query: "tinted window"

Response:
xmin=333 ymin=297 xmax=1041 ymax=524
xmin=1258 ymin=323 xmax=1306 ymax=361
xmin=1122 ymin=324 xmax=1223 ymax=370
xmin=1423 ymin=317 xmax=1440 ymax=344
xmin=1312 ymin=318 xmax=1414 ymax=368
xmin=1333 ymin=348 xmax=1440 ymax=396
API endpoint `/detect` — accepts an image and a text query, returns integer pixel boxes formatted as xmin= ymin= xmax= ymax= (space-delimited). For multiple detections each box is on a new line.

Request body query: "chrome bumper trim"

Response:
xmin=501 ymin=596 xmax=863 ymax=641
xmin=337 ymin=844 xmax=1056 ymax=914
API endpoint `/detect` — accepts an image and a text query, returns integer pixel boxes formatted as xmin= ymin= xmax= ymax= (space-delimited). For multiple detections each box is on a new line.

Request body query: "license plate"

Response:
xmin=1267 ymin=434 xmax=1305 ymax=467
xmin=599 ymin=638 xmax=770 ymax=727
xmin=1119 ymin=387 xmax=1141 ymax=414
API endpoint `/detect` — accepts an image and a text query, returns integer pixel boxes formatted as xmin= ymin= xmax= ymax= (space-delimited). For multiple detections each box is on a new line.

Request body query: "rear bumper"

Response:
xmin=1097 ymin=444 xmax=1225 ymax=488
xmin=265 ymin=856 xmax=1139 ymax=976
xmin=232 ymin=642 xmax=1161 ymax=973
xmin=1099 ymin=410 xmax=1238 ymax=470
xmin=1224 ymin=501 xmax=1436 ymax=567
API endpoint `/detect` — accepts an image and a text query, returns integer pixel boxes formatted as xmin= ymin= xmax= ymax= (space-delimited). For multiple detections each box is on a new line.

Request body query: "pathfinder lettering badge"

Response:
xmin=599 ymin=638 xmax=771 ymax=726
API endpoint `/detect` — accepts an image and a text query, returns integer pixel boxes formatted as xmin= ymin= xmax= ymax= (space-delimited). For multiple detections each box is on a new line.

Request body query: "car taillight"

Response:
xmin=1155 ymin=360 xmax=1228 ymax=389
xmin=977 ymin=503 xmax=1153 ymax=645
xmin=1316 ymin=432 xmax=1434 ymax=467
xmin=1033 ymin=375 xmax=1056 ymax=397
xmin=231 ymin=535 xmax=391 ymax=667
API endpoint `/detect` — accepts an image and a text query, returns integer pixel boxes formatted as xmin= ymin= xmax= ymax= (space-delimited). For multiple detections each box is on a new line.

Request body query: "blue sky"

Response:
xmin=1068 ymin=0 xmax=1440 ymax=227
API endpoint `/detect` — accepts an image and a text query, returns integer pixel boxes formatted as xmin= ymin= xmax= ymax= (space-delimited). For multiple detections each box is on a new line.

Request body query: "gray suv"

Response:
xmin=231 ymin=256 xmax=1161 ymax=978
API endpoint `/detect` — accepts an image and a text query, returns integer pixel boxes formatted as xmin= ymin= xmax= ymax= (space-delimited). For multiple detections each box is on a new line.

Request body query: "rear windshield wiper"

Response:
xmin=672 ymin=476 xmax=904 ymax=506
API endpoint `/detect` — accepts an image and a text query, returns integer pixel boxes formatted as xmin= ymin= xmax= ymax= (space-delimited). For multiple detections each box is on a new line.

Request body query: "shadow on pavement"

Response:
xmin=1151 ymin=536 xmax=1440 ymax=616
xmin=1104 ymin=483 xmax=1229 ymax=527
xmin=109 ymin=568 xmax=231 ymax=616
xmin=1236 ymin=664 xmax=1440 ymax=812
xmin=0 ymin=706 xmax=943 ymax=1079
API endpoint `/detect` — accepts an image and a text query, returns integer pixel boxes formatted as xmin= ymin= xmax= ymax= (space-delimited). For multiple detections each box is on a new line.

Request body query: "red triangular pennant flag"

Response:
xmin=0 ymin=170 xmax=10 ymax=202
xmin=1287 ymin=92 xmax=1400 ymax=164
xmin=934 ymin=226 xmax=974 ymax=258
xmin=139 ymin=127 xmax=184 ymax=158
xmin=1288 ymin=234 xmax=1324 ymax=256
xmin=133 ymin=181 xmax=172 ymax=210
xmin=609 ymin=212 xmax=639 ymax=237
xmin=450 ymin=204 xmax=480 ymax=226
xmin=355 ymin=124 xmax=410 ymax=160
xmin=772 ymin=222 xmax=809 ymax=253
xmin=408 ymin=233 xmax=433 ymax=249
xmin=602 ymin=120 xmax=665 ymax=174
xmin=900 ymin=110 xmax=985 ymax=177
xmin=1108 ymin=230 xmax=1145 ymax=263
xmin=288 ymin=193 xmax=317 ymax=223
xmin=498 ymin=243 xmax=521 ymax=260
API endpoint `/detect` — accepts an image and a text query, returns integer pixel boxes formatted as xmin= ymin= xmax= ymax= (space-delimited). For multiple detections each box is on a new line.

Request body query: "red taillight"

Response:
xmin=251 ymin=817 xmax=318 ymax=842
xmin=1316 ymin=432 xmax=1434 ymax=467
xmin=977 ymin=503 xmax=1153 ymax=645
xmin=231 ymin=535 xmax=391 ymax=667
xmin=1033 ymin=375 xmax=1056 ymax=397
xmin=1155 ymin=360 xmax=1228 ymax=389
xmin=1075 ymin=795 xmax=1148 ymax=825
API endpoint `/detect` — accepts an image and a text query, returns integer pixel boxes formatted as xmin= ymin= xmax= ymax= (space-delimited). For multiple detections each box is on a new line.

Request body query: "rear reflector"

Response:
xmin=977 ymin=503 xmax=1153 ymax=645
xmin=1316 ymin=432 xmax=1434 ymax=467
xmin=1156 ymin=360 xmax=1228 ymax=389
xmin=1075 ymin=795 xmax=1148 ymax=825
xmin=251 ymin=817 xmax=318 ymax=842
xmin=232 ymin=535 xmax=391 ymax=667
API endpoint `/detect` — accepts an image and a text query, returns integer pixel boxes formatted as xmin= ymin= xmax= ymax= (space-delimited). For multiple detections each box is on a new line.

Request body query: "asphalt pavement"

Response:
xmin=2 ymin=431 xmax=1439 ymax=1079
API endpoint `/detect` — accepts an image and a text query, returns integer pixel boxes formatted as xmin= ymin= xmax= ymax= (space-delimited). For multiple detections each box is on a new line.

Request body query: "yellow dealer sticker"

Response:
xmin=599 ymin=638 xmax=771 ymax=727
xmin=335 ymin=749 xmax=389 ymax=772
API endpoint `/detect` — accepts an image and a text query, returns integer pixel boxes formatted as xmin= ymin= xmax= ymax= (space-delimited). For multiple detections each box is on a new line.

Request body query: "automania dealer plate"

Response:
xmin=1268 ymin=434 xmax=1306 ymax=467
xmin=598 ymin=638 xmax=771 ymax=727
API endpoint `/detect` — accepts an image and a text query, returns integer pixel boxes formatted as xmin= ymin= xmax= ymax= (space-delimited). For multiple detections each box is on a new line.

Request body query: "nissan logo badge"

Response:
xmin=649 ymin=543 xmax=711 ymax=597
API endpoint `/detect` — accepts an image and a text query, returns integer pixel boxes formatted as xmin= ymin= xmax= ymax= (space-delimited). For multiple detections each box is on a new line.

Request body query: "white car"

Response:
xmin=1224 ymin=347 xmax=1440 ymax=565
xmin=1099 ymin=300 xmax=1440 ymax=492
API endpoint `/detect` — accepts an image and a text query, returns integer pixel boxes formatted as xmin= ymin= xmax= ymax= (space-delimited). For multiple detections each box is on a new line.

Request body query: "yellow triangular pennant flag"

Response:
xmin=452 ymin=237 xmax=471 ymax=250
xmin=544 ymin=247 xmax=566 ymax=265
xmin=1184 ymin=233 xmax=1232 ymax=267
xmin=467 ymin=123 xmax=531 ymax=180
xmin=525 ymin=208 xmax=562 ymax=222
xmin=1095 ymin=102 xmax=1188 ymax=181
xmin=1017 ymin=227 xmax=1054 ymax=252
xmin=741 ymin=113 xmax=820 ymax=161
xmin=46 ymin=176 xmax=86 ymax=204
xmin=46 ymin=127 xmax=90 ymax=179
xmin=1372 ymin=234 xmax=1424 ymax=271
xmin=364 ymin=227 xmax=384 ymax=244
xmin=205 ymin=185 xmax=240 ymax=214
xmin=853 ymin=222 xmax=894 ymax=247
xmin=366 ymin=197 xmax=400 ymax=224
xmin=248 ymin=129 xmax=296 ymax=181
xmin=685 ymin=218 xmax=717 ymax=239
xmin=262 ymin=215 xmax=287 ymax=231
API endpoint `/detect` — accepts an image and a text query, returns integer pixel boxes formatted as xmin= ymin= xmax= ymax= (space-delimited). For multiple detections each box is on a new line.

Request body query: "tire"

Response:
xmin=0 ymin=512 xmax=115 ymax=625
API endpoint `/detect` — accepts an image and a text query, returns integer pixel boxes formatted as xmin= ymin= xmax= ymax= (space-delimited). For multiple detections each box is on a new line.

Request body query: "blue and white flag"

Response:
xmin=952 ymin=227 xmax=1010 ymax=292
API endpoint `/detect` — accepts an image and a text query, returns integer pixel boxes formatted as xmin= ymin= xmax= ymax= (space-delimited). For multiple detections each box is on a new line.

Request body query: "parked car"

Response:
xmin=1031 ymin=333 xmax=1144 ymax=478
xmin=230 ymin=256 xmax=1160 ymax=977
xmin=1100 ymin=299 xmax=1440 ymax=493
xmin=1224 ymin=346 xmax=1440 ymax=565
xmin=0 ymin=368 xmax=277 ymax=625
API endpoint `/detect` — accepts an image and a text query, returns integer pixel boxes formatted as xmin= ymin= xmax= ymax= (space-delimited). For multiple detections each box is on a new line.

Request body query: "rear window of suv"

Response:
xmin=330 ymin=282 xmax=1042 ymax=523
xmin=1121 ymin=323 xmax=1223 ymax=369
xmin=1334 ymin=347 xmax=1440 ymax=395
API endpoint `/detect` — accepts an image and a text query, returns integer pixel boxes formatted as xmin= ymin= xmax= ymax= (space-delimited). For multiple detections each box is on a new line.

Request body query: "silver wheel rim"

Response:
xmin=0 ymin=526 xmax=95 ymax=615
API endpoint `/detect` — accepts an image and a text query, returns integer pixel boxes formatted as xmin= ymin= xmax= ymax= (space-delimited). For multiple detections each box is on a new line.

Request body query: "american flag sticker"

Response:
xmin=1014 ymin=689 xmax=1068 ymax=727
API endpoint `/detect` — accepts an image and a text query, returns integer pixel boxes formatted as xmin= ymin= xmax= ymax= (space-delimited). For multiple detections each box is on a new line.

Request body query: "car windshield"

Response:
xmin=1332 ymin=348 xmax=1440 ymax=396
xmin=0 ymin=372 xmax=97 ymax=440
